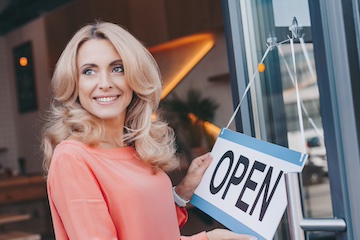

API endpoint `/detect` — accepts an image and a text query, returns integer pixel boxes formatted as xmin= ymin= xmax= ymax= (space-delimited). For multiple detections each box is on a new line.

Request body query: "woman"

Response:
xmin=42 ymin=21 xmax=256 ymax=240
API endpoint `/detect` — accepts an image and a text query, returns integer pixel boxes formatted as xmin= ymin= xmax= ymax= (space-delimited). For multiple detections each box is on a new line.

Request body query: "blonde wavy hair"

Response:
xmin=42 ymin=21 xmax=179 ymax=174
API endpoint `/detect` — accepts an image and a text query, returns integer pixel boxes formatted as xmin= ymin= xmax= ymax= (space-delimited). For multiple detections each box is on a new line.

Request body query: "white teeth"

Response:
xmin=96 ymin=96 xmax=118 ymax=102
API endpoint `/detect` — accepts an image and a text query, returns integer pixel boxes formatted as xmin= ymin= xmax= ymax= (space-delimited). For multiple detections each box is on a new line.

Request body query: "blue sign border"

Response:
xmin=219 ymin=128 xmax=307 ymax=167
xmin=191 ymin=194 xmax=265 ymax=240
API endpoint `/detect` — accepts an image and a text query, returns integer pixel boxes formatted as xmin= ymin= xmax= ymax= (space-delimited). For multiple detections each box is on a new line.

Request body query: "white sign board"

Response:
xmin=191 ymin=128 xmax=307 ymax=240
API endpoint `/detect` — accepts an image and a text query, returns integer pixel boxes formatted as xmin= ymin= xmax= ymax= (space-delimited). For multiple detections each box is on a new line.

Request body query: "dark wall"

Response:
xmin=44 ymin=0 xmax=224 ymax=73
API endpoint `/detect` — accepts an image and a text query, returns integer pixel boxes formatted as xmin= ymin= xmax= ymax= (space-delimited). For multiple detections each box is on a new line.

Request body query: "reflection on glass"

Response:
xmin=236 ymin=0 xmax=335 ymax=238
xmin=278 ymin=43 xmax=333 ymax=221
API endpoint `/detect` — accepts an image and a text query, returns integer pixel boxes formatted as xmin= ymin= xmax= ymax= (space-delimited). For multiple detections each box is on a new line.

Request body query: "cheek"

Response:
xmin=78 ymin=79 xmax=91 ymax=105
xmin=119 ymin=81 xmax=134 ymax=105
xmin=125 ymin=89 xmax=134 ymax=108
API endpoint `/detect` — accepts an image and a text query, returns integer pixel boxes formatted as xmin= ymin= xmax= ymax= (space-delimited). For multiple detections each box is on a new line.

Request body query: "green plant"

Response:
xmin=161 ymin=88 xmax=219 ymax=157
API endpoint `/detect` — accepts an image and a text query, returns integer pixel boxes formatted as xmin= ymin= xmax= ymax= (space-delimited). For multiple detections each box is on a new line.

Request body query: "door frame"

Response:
xmin=222 ymin=0 xmax=359 ymax=239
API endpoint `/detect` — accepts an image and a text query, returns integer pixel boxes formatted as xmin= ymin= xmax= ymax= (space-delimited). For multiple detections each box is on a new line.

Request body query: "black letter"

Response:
xmin=210 ymin=150 xmax=234 ymax=195
xmin=235 ymin=161 xmax=266 ymax=213
xmin=249 ymin=167 xmax=283 ymax=221
xmin=222 ymin=155 xmax=249 ymax=199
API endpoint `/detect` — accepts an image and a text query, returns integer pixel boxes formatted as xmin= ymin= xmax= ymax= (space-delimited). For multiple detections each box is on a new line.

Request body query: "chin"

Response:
xmin=92 ymin=111 xmax=124 ymax=122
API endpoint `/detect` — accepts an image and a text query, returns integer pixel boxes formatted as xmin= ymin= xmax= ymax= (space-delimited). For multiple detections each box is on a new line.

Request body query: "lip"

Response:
xmin=93 ymin=95 xmax=120 ymax=104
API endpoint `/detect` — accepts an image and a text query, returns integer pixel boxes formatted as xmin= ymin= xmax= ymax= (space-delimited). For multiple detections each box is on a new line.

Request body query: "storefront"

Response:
xmin=222 ymin=0 xmax=360 ymax=239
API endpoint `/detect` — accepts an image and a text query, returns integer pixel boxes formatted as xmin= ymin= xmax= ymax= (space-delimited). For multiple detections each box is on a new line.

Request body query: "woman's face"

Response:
xmin=76 ymin=39 xmax=133 ymax=124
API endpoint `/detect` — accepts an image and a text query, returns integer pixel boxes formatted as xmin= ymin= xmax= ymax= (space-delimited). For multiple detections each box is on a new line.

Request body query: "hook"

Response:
xmin=288 ymin=17 xmax=301 ymax=39
xmin=266 ymin=33 xmax=278 ymax=51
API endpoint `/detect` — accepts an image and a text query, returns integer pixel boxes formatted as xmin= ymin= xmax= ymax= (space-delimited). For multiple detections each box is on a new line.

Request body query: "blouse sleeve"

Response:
xmin=176 ymin=205 xmax=188 ymax=228
xmin=47 ymin=151 xmax=117 ymax=240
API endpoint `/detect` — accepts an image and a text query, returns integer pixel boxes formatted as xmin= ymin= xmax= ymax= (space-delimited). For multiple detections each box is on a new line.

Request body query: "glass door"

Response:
xmin=222 ymin=0 xmax=360 ymax=239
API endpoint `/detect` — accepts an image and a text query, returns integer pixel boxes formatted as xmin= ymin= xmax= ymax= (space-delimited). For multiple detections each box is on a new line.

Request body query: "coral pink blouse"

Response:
xmin=47 ymin=140 xmax=207 ymax=240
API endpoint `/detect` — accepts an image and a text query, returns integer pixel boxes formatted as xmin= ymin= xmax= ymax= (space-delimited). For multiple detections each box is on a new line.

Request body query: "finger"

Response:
xmin=193 ymin=153 xmax=212 ymax=174
xmin=200 ymin=152 xmax=212 ymax=160
xmin=232 ymin=234 xmax=258 ymax=240
xmin=240 ymin=234 xmax=258 ymax=240
xmin=193 ymin=152 xmax=212 ymax=164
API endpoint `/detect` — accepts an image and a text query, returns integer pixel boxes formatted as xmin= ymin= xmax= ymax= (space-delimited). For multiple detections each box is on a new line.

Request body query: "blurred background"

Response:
xmin=0 ymin=0 xmax=233 ymax=239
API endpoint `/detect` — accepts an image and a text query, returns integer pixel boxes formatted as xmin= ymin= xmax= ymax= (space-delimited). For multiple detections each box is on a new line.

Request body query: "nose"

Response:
xmin=98 ymin=73 xmax=113 ymax=90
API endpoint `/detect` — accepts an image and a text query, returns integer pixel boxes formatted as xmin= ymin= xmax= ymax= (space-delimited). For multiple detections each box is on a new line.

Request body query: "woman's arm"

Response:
xmin=175 ymin=153 xmax=213 ymax=201
xmin=175 ymin=153 xmax=257 ymax=240
xmin=181 ymin=231 xmax=208 ymax=240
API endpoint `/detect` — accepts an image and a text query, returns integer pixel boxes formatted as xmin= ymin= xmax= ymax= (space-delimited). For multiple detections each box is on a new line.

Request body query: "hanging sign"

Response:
xmin=190 ymin=128 xmax=307 ymax=240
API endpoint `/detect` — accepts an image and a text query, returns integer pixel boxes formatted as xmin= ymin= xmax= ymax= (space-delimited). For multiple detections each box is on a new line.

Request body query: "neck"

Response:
xmin=100 ymin=117 xmax=126 ymax=149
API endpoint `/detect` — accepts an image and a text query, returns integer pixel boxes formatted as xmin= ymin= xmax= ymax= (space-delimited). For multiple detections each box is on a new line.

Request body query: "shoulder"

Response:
xmin=48 ymin=140 xmax=95 ymax=178
xmin=52 ymin=140 xmax=93 ymax=166
xmin=54 ymin=139 xmax=89 ymax=155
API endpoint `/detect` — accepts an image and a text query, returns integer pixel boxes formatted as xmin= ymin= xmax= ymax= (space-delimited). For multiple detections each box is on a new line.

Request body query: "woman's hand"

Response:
xmin=206 ymin=229 xmax=257 ymax=240
xmin=175 ymin=153 xmax=213 ymax=201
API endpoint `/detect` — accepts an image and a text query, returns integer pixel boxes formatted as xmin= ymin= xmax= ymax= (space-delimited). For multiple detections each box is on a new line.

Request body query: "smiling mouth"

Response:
xmin=94 ymin=96 xmax=119 ymax=102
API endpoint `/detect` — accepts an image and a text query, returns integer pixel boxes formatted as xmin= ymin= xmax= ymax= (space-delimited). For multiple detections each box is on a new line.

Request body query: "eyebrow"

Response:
xmin=79 ymin=59 xmax=123 ymax=70
xmin=109 ymin=59 xmax=123 ymax=66
xmin=79 ymin=63 xmax=96 ymax=70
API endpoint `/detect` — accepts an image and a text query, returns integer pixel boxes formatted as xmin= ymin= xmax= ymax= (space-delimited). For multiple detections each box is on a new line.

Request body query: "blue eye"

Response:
xmin=113 ymin=65 xmax=124 ymax=73
xmin=83 ymin=69 xmax=95 ymax=75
